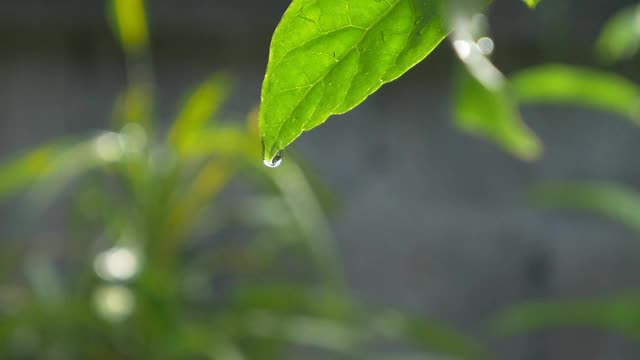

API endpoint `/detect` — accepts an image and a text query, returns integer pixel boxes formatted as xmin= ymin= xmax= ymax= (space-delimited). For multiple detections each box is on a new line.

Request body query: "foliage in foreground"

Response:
xmin=259 ymin=0 xmax=640 ymax=163
xmin=0 ymin=1 xmax=484 ymax=359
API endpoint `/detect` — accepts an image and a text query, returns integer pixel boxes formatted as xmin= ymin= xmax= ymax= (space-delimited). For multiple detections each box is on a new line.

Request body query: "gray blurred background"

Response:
xmin=1 ymin=1 xmax=640 ymax=358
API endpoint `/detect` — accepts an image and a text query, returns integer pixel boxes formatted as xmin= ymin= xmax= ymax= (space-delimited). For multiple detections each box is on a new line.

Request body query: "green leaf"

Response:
xmin=111 ymin=83 xmax=153 ymax=128
xmin=169 ymin=74 xmax=230 ymax=155
xmin=492 ymin=293 xmax=640 ymax=340
xmin=180 ymin=126 xmax=259 ymax=160
xmin=449 ymin=9 xmax=540 ymax=161
xmin=259 ymin=0 xmax=448 ymax=163
xmin=596 ymin=5 xmax=640 ymax=64
xmin=245 ymin=311 xmax=361 ymax=352
xmin=371 ymin=311 xmax=488 ymax=359
xmin=532 ymin=182 xmax=640 ymax=234
xmin=522 ymin=0 xmax=541 ymax=8
xmin=107 ymin=0 xmax=150 ymax=55
xmin=510 ymin=64 xmax=640 ymax=124
xmin=0 ymin=142 xmax=66 ymax=200
xmin=0 ymin=132 xmax=134 ymax=205
xmin=454 ymin=67 xmax=541 ymax=160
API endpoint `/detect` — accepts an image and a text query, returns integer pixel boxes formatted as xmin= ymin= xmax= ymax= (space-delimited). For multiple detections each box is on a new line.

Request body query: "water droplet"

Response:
xmin=476 ymin=36 xmax=495 ymax=55
xmin=263 ymin=150 xmax=283 ymax=168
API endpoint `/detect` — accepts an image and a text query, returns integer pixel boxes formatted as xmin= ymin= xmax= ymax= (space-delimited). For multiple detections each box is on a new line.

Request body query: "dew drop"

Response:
xmin=263 ymin=150 xmax=284 ymax=168
xmin=476 ymin=36 xmax=495 ymax=55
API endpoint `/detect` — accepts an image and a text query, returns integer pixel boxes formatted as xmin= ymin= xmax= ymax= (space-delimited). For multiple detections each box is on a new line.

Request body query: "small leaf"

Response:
xmin=0 ymin=133 xmax=131 ymax=206
xmin=245 ymin=312 xmax=360 ymax=352
xmin=165 ymin=160 xmax=233 ymax=241
xmin=169 ymin=74 xmax=230 ymax=155
xmin=532 ymin=182 xmax=640 ymax=234
xmin=449 ymin=12 xmax=539 ymax=161
xmin=510 ymin=64 xmax=640 ymax=124
xmin=180 ymin=126 xmax=259 ymax=159
xmin=0 ymin=143 xmax=63 ymax=200
xmin=111 ymin=83 xmax=153 ymax=128
xmin=492 ymin=293 xmax=640 ymax=340
xmin=371 ymin=311 xmax=487 ymax=359
xmin=596 ymin=4 xmax=640 ymax=63
xmin=522 ymin=0 xmax=541 ymax=9
xmin=454 ymin=67 xmax=541 ymax=160
xmin=107 ymin=0 xmax=150 ymax=55
xmin=259 ymin=0 xmax=448 ymax=163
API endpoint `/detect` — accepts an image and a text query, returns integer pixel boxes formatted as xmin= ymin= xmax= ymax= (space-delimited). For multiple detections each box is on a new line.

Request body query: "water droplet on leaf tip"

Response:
xmin=263 ymin=150 xmax=284 ymax=168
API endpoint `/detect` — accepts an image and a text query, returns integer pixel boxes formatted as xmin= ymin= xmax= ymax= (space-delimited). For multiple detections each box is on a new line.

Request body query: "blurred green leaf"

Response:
xmin=209 ymin=339 xmax=247 ymax=360
xmin=449 ymin=10 xmax=540 ymax=161
xmin=596 ymin=4 xmax=640 ymax=63
xmin=511 ymin=64 xmax=640 ymax=123
xmin=266 ymin=161 xmax=345 ymax=288
xmin=1 ymin=132 xmax=133 ymax=208
xmin=522 ymin=0 xmax=541 ymax=8
xmin=108 ymin=0 xmax=150 ymax=55
xmin=180 ymin=126 xmax=259 ymax=160
xmin=111 ymin=83 xmax=153 ymax=128
xmin=165 ymin=160 xmax=233 ymax=242
xmin=0 ymin=142 xmax=63 ymax=200
xmin=245 ymin=311 xmax=360 ymax=352
xmin=169 ymin=74 xmax=230 ymax=155
xmin=259 ymin=0 xmax=448 ymax=163
xmin=232 ymin=284 xmax=353 ymax=320
xmin=532 ymin=182 xmax=640 ymax=234
xmin=454 ymin=67 xmax=541 ymax=160
xmin=492 ymin=293 xmax=640 ymax=340
xmin=371 ymin=311 xmax=488 ymax=360
xmin=27 ymin=134 xmax=122 ymax=205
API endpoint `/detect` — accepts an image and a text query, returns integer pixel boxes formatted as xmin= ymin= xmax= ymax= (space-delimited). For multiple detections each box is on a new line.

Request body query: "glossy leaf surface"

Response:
xmin=259 ymin=0 xmax=448 ymax=162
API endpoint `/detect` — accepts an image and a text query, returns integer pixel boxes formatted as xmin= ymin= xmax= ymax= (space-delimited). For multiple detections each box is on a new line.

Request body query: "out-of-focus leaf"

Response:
xmin=259 ymin=0 xmax=448 ymax=163
xmin=180 ymin=126 xmax=260 ymax=160
xmin=454 ymin=67 xmax=541 ymax=160
xmin=532 ymin=182 xmax=640 ymax=234
xmin=492 ymin=293 xmax=640 ymax=340
xmin=169 ymin=74 xmax=230 ymax=155
xmin=511 ymin=65 xmax=640 ymax=124
xmin=111 ymin=83 xmax=153 ymax=128
xmin=165 ymin=161 xmax=233 ymax=242
xmin=175 ymin=325 xmax=246 ymax=360
xmin=108 ymin=0 xmax=149 ymax=55
xmin=209 ymin=339 xmax=246 ymax=360
xmin=0 ymin=142 xmax=64 ymax=200
xmin=21 ymin=132 xmax=131 ymax=208
xmin=227 ymin=285 xmax=362 ymax=353
xmin=245 ymin=311 xmax=360 ymax=352
xmin=450 ymin=12 xmax=540 ymax=161
xmin=596 ymin=5 xmax=640 ymax=63
xmin=266 ymin=161 xmax=345 ymax=288
xmin=232 ymin=284 xmax=353 ymax=320
xmin=522 ymin=0 xmax=541 ymax=9
xmin=371 ymin=311 xmax=487 ymax=360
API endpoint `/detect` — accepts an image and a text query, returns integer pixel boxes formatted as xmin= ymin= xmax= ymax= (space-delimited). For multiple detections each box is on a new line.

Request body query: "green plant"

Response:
xmin=492 ymin=182 xmax=640 ymax=341
xmin=258 ymin=0 xmax=640 ymax=163
xmin=489 ymin=3 xmax=640 ymax=343
xmin=0 ymin=1 xmax=485 ymax=359
xmin=255 ymin=0 xmax=640 ymax=349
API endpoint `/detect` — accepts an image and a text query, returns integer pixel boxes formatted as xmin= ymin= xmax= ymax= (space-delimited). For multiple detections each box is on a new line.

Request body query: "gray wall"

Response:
xmin=2 ymin=1 xmax=640 ymax=358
